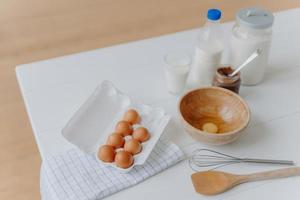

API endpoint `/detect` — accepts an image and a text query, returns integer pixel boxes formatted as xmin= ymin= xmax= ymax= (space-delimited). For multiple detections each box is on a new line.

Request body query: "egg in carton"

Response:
xmin=62 ymin=81 xmax=170 ymax=172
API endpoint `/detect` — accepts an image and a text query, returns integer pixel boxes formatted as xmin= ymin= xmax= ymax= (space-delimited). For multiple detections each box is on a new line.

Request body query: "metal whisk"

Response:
xmin=189 ymin=149 xmax=295 ymax=171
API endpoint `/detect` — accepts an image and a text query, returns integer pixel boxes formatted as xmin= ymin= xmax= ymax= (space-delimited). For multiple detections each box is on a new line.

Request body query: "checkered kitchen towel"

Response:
xmin=40 ymin=140 xmax=185 ymax=200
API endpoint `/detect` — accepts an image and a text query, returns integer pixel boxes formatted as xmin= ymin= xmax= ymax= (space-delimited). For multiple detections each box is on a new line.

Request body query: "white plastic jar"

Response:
xmin=229 ymin=7 xmax=274 ymax=85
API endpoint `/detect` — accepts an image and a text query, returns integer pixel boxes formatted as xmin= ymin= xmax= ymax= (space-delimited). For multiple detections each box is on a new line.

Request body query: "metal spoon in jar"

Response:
xmin=229 ymin=49 xmax=263 ymax=77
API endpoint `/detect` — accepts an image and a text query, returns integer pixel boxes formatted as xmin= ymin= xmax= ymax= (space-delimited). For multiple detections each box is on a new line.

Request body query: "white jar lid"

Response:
xmin=236 ymin=7 xmax=274 ymax=29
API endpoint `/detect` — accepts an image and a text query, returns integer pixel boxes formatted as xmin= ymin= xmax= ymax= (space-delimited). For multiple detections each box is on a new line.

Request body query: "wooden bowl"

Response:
xmin=179 ymin=87 xmax=250 ymax=145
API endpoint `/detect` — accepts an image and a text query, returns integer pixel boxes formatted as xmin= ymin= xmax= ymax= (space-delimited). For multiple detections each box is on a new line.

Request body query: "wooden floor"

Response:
xmin=1 ymin=0 xmax=299 ymax=199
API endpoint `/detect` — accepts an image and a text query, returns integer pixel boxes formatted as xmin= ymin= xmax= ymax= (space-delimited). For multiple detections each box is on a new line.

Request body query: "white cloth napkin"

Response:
xmin=40 ymin=140 xmax=185 ymax=200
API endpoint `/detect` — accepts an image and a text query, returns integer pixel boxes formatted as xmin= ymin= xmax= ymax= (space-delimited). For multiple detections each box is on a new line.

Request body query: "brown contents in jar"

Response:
xmin=218 ymin=67 xmax=233 ymax=76
xmin=212 ymin=67 xmax=241 ymax=94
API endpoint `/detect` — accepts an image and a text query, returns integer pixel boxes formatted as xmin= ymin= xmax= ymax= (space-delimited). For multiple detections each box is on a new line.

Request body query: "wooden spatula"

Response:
xmin=191 ymin=167 xmax=300 ymax=195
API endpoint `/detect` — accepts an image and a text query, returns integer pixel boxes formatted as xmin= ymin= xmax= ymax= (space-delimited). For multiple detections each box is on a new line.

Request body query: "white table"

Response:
xmin=16 ymin=8 xmax=300 ymax=200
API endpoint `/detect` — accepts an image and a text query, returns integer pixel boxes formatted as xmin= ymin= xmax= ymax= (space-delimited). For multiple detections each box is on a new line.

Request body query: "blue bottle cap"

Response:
xmin=207 ymin=9 xmax=222 ymax=21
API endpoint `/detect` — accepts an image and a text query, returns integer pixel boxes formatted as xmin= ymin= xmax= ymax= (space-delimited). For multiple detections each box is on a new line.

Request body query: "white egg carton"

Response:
xmin=62 ymin=81 xmax=170 ymax=172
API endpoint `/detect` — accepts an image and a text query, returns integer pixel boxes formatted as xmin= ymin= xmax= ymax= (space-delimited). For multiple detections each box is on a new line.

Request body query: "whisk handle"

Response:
xmin=242 ymin=158 xmax=294 ymax=165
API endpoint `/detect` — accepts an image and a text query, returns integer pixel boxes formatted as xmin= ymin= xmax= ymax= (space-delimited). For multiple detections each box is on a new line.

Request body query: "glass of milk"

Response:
xmin=164 ymin=52 xmax=191 ymax=95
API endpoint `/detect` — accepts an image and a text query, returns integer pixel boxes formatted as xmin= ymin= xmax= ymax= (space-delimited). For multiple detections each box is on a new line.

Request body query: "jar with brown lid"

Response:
xmin=212 ymin=66 xmax=241 ymax=94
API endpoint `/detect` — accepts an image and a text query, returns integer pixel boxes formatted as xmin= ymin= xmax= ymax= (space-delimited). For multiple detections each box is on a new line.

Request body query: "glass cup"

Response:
xmin=164 ymin=52 xmax=191 ymax=95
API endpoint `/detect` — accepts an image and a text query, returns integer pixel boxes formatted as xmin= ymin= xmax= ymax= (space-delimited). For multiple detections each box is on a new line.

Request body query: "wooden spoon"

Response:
xmin=191 ymin=167 xmax=300 ymax=195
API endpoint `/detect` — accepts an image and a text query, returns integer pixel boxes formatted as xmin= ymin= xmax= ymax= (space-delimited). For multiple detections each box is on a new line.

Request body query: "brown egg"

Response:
xmin=106 ymin=133 xmax=125 ymax=148
xmin=115 ymin=151 xmax=134 ymax=169
xmin=97 ymin=145 xmax=115 ymax=163
xmin=124 ymin=139 xmax=142 ymax=155
xmin=132 ymin=127 xmax=150 ymax=142
xmin=115 ymin=121 xmax=133 ymax=136
xmin=123 ymin=109 xmax=141 ymax=125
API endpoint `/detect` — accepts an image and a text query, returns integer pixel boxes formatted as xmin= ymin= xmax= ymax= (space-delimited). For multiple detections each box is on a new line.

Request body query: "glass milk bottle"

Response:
xmin=190 ymin=9 xmax=223 ymax=87
xmin=229 ymin=7 xmax=274 ymax=85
